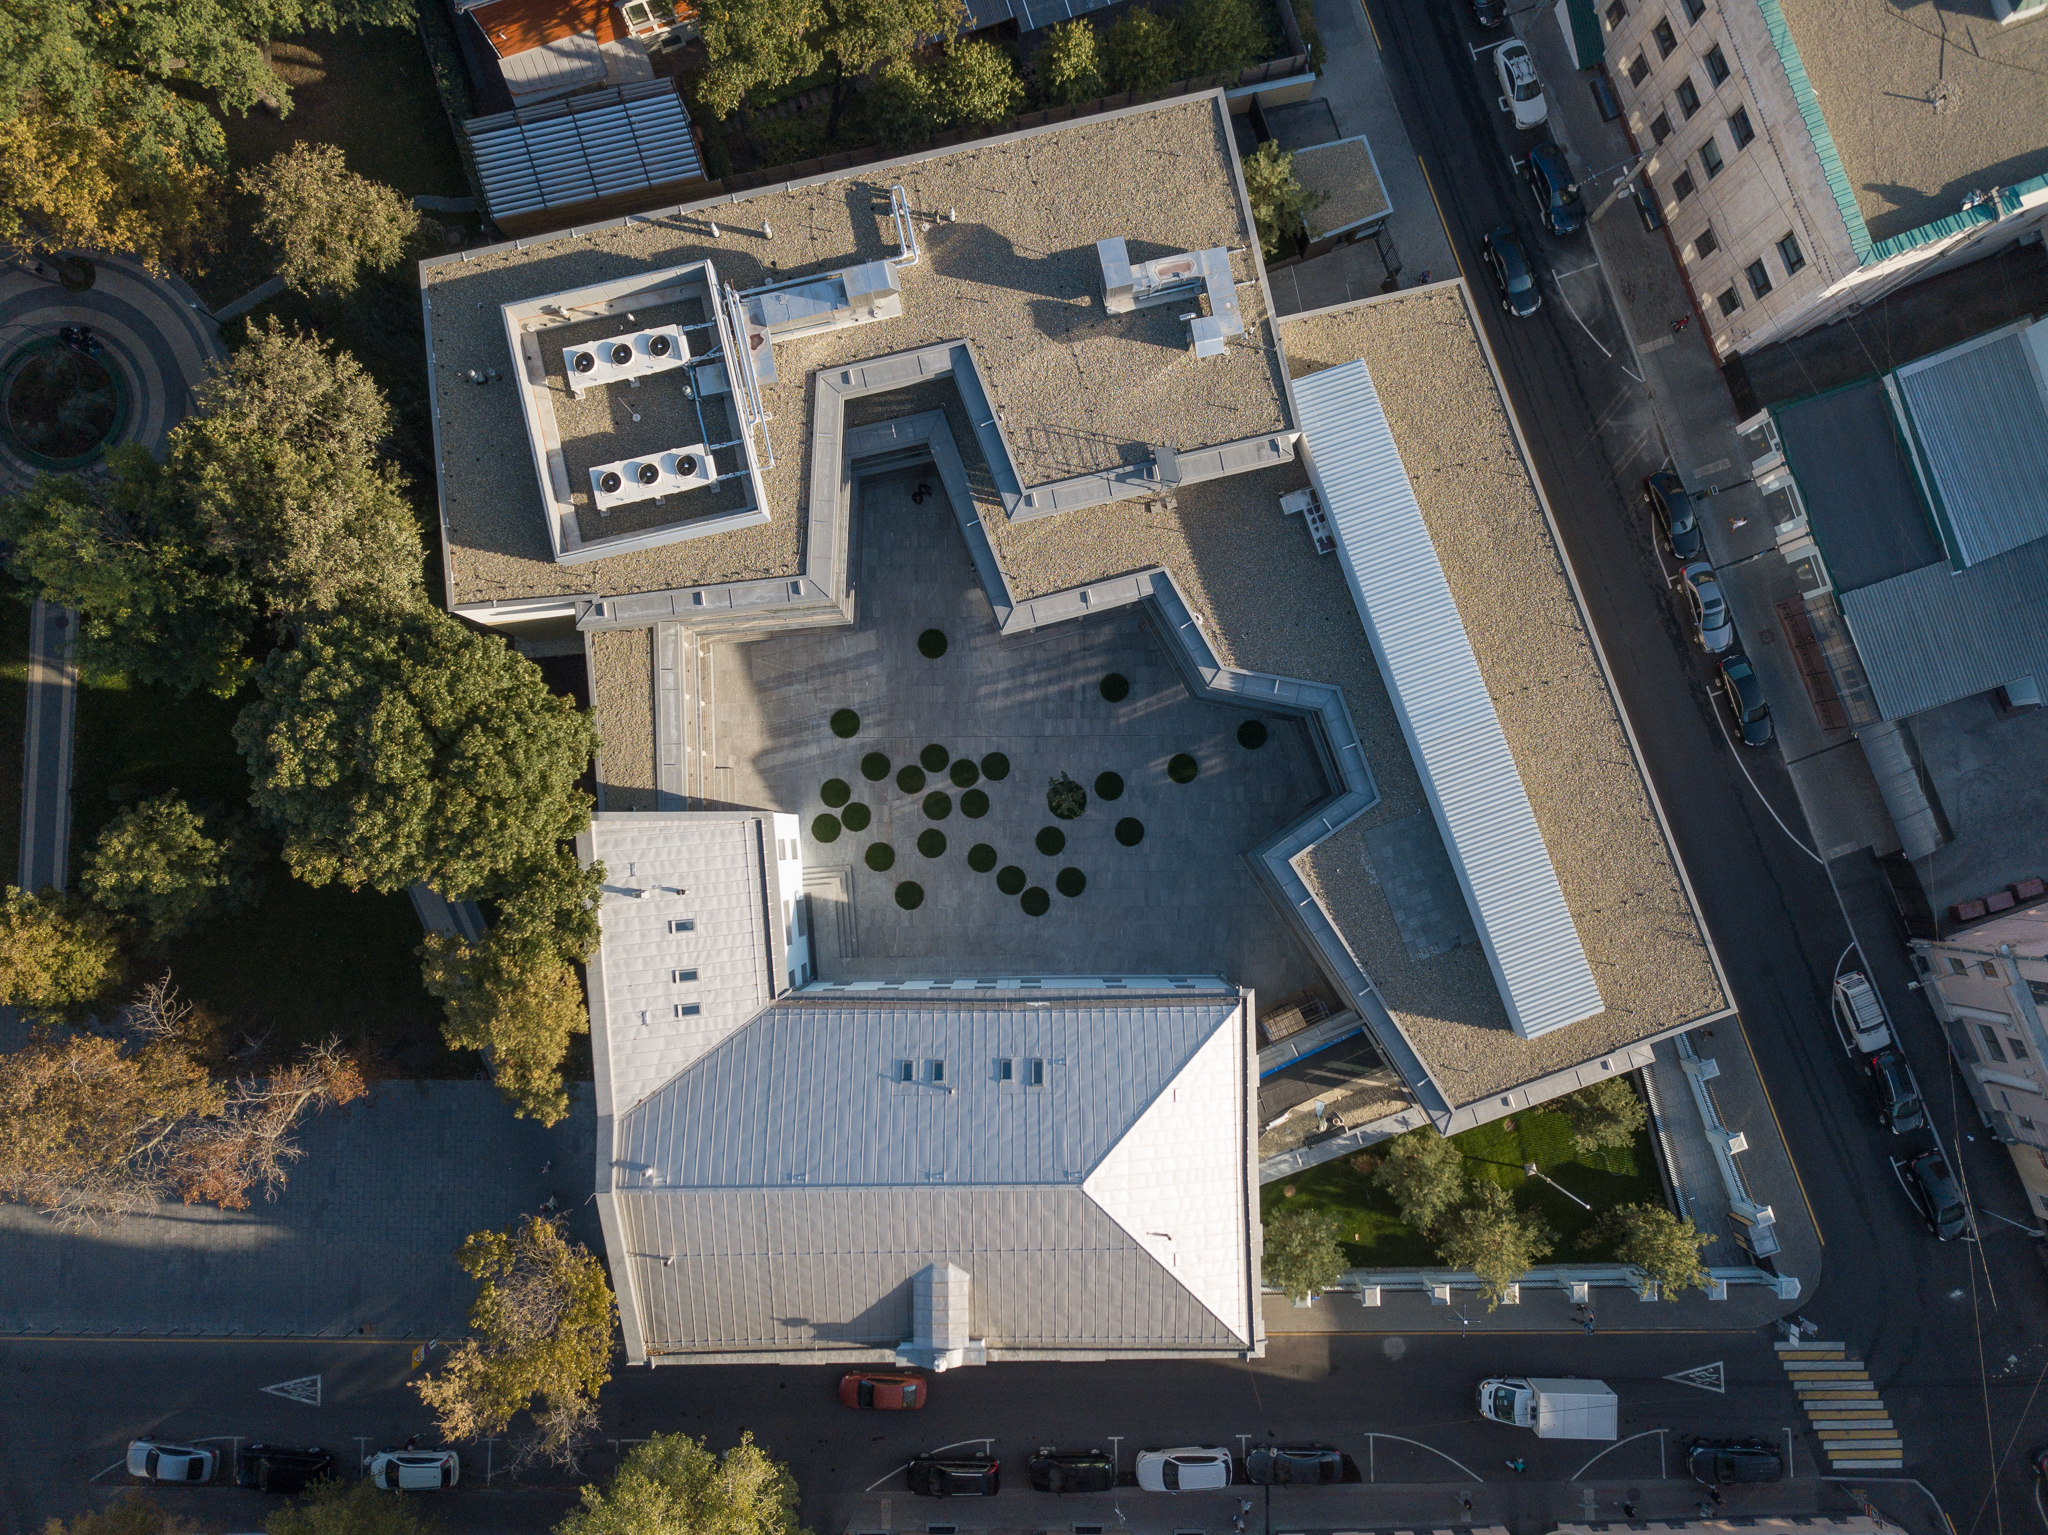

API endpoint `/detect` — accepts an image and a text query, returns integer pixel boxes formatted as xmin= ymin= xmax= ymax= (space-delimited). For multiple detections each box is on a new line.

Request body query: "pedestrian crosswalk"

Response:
xmin=1777 ymin=1342 xmax=1903 ymax=1470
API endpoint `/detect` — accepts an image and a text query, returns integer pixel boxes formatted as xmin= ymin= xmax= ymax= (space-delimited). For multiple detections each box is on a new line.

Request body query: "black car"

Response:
xmin=1028 ymin=1451 xmax=1117 ymax=1493
xmin=1686 ymin=1438 xmax=1783 ymax=1485
xmin=235 ymin=1445 xmax=336 ymax=1494
xmin=908 ymin=1454 xmax=1001 ymax=1497
xmin=1246 ymin=1445 xmax=1345 ymax=1485
xmin=1901 ymin=1149 xmax=1970 ymax=1240
xmin=1524 ymin=142 xmax=1583 ymax=234
xmin=1470 ymin=0 xmax=1506 ymax=24
xmin=1646 ymin=470 xmax=1702 ymax=560
xmin=1482 ymin=228 xmax=1541 ymax=317
xmin=1865 ymin=1048 xmax=1924 ymax=1133
xmin=1716 ymin=654 xmax=1774 ymax=747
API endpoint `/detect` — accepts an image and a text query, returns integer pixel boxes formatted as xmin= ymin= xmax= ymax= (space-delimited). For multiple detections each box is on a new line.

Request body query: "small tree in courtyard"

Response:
xmin=267 ymin=1479 xmax=430 ymax=1535
xmin=1370 ymin=1125 xmax=1466 ymax=1232
xmin=1100 ymin=6 xmax=1181 ymax=95
xmin=81 ymin=794 xmax=260 ymax=942
xmin=1036 ymin=19 xmax=1104 ymax=104
xmin=1557 ymin=1076 xmax=1648 ymax=1154
xmin=1579 ymin=1202 xmax=1713 ymax=1299
xmin=1262 ymin=1205 xmax=1347 ymax=1301
xmin=1437 ymin=1182 xmax=1553 ymax=1309
xmin=925 ymin=38 xmax=1025 ymax=129
xmin=242 ymin=144 xmax=420 ymax=298
xmin=1241 ymin=140 xmax=1325 ymax=261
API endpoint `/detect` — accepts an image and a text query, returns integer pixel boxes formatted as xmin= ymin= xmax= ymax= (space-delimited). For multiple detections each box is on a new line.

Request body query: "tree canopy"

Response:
xmin=1580 ymin=1202 xmax=1713 ymax=1299
xmin=1100 ymin=7 xmax=1181 ymax=96
xmin=419 ymin=931 xmax=589 ymax=1126
xmin=557 ymin=1432 xmax=807 ymax=1535
xmin=80 ymin=794 xmax=259 ymax=943
xmin=1241 ymin=140 xmax=1325 ymax=261
xmin=1036 ymin=20 xmax=1105 ymax=105
xmin=266 ymin=1480 xmax=430 ymax=1535
xmin=416 ymin=1215 xmax=616 ymax=1472
xmin=242 ymin=143 xmax=420 ymax=297
xmin=694 ymin=0 xmax=826 ymax=120
xmin=1370 ymin=1126 xmax=1467 ymax=1232
xmin=819 ymin=0 xmax=962 ymax=131
xmin=1557 ymin=1076 xmax=1648 ymax=1155
xmin=1261 ymin=1205 xmax=1347 ymax=1301
xmin=1436 ymin=1182 xmax=1554 ymax=1309
xmin=235 ymin=607 xmax=597 ymax=896
xmin=0 ymin=887 xmax=124 ymax=1019
xmin=1175 ymin=0 xmax=1270 ymax=77
xmin=925 ymin=38 xmax=1024 ymax=129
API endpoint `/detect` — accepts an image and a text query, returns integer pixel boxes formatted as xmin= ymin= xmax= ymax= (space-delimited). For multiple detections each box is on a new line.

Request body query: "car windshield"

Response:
xmin=1515 ymin=76 xmax=1542 ymax=100
xmin=857 ymin=1380 xmax=874 ymax=1406
xmin=1491 ymin=1386 xmax=1521 ymax=1418
xmin=1895 ymin=1095 xmax=1922 ymax=1120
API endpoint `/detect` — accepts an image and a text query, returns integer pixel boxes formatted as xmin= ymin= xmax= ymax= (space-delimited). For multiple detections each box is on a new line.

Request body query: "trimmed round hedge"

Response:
xmin=865 ymin=843 xmax=896 ymax=872
xmin=923 ymin=791 xmax=952 ymax=820
xmin=981 ymin=752 xmax=1011 ymax=781
xmin=1168 ymin=753 xmax=1199 ymax=784
xmin=830 ymin=709 xmax=860 ymax=738
xmin=967 ymin=843 xmax=998 ymax=873
xmin=949 ymin=758 xmax=980 ymax=789
xmin=1094 ymin=771 xmax=1124 ymax=801
xmin=1047 ymin=773 xmax=1086 ymax=820
xmin=918 ymin=628 xmax=949 ymax=658
xmin=1035 ymin=826 xmax=1066 ymax=857
xmin=1099 ymin=673 xmax=1130 ymax=702
xmin=1020 ymin=887 xmax=1051 ymax=917
xmin=1115 ymin=817 xmax=1145 ymax=847
xmin=996 ymin=865 xmax=1027 ymax=896
xmin=841 ymin=802 xmax=872 ymax=832
xmin=1237 ymin=719 xmax=1269 ymax=750
xmin=896 ymin=765 xmax=927 ymax=794
xmin=960 ymin=789 xmax=990 ymax=818
xmin=821 ymin=778 xmax=851 ymax=808
xmin=812 ymin=814 xmax=842 ymax=843
xmin=917 ymin=829 xmax=947 ymax=858
xmin=861 ymin=752 xmax=891 ymax=781
xmin=895 ymin=881 xmax=925 ymax=910
xmin=920 ymin=743 xmax=950 ymax=773
xmin=1056 ymin=867 xmax=1087 ymax=898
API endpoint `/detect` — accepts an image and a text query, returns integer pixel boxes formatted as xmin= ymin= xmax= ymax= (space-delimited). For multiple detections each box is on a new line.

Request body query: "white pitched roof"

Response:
xmin=1291 ymin=360 xmax=1602 ymax=1041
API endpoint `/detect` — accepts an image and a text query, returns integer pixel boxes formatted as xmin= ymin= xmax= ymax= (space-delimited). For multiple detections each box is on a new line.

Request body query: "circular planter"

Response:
xmin=861 ymin=752 xmax=891 ymax=782
xmin=896 ymin=765 xmax=927 ymax=794
xmin=920 ymin=743 xmax=950 ymax=773
xmin=1094 ymin=771 xmax=1125 ymax=801
xmin=865 ymin=843 xmax=896 ymax=872
xmin=821 ymin=778 xmax=851 ymax=808
xmin=841 ymin=802 xmax=872 ymax=832
xmin=1056 ymin=867 xmax=1087 ymax=898
xmin=830 ymin=709 xmax=860 ymax=738
xmin=923 ymin=791 xmax=952 ymax=820
xmin=949 ymin=758 xmax=980 ymax=789
xmin=960 ymin=789 xmax=990 ymax=818
xmin=918 ymin=629 xmax=949 ymax=659
xmin=967 ymin=843 xmax=998 ymax=873
xmin=812 ymin=814 xmax=842 ymax=843
xmin=1099 ymin=673 xmax=1130 ymax=702
xmin=1237 ymin=719 xmax=1269 ymax=750
xmin=1168 ymin=753 xmax=1199 ymax=784
xmin=1035 ymin=826 xmax=1066 ymax=857
xmin=981 ymin=752 xmax=1011 ymax=781
xmin=996 ymin=865 xmax=1027 ymax=896
xmin=1 ymin=340 xmax=129 ymax=469
xmin=1115 ymin=817 xmax=1145 ymax=847
xmin=1046 ymin=775 xmax=1087 ymax=821
xmin=917 ymin=829 xmax=947 ymax=858
xmin=1020 ymin=887 xmax=1051 ymax=917
xmin=895 ymin=881 xmax=925 ymax=910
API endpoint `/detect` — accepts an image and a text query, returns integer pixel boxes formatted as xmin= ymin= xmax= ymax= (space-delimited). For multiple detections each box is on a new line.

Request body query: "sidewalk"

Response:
xmin=18 ymin=601 xmax=77 ymax=892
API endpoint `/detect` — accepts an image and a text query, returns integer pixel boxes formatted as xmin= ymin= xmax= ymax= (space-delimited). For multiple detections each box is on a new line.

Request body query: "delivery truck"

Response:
xmin=1477 ymin=1377 xmax=1618 ymax=1440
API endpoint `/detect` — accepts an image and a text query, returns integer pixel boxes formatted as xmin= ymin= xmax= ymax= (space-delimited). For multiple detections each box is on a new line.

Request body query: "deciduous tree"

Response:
xmin=41 ymin=1490 xmax=206 ymax=1535
xmin=266 ymin=1480 xmax=427 ymax=1535
xmin=1261 ymin=1205 xmax=1347 ymax=1301
xmin=81 ymin=794 xmax=260 ymax=942
xmin=1176 ymin=0 xmax=1269 ymax=78
xmin=1035 ymin=19 xmax=1104 ymax=105
xmin=1100 ymin=6 xmax=1181 ymax=96
xmin=1579 ymin=1202 xmax=1713 ymax=1299
xmin=235 ymin=607 xmax=598 ymax=896
xmin=485 ymin=847 xmax=606 ymax=968
xmin=1437 ymin=1182 xmax=1554 ymax=1309
xmin=694 ymin=0 xmax=826 ymax=123
xmin=818 ymin=0 xmax=963 ymax=134
xmin=1241 ymin=140 xmax=1326 ymax=261
xmin=1556 ymin=1076 xmax=1648 ymax=1154
xmin=0 ymin=887 xmax=125 ymax=1019
xmin=1370 ymin=1125 xmax=1466 ymax=1232
xmin=419 ymin=931 xmax=588 ymax=1126
xmin=557 ymin=1431 xmax=806 ymax=1535
xmin=242 ymin=144 xmax=420 ymax=298
xmin=416 ymin=1215 xmax=616 ymax=1472
xmin=924 ymin=38 xmax=1023 ymax=128
xmin=0 ymin=104 xmax=219 ymax=269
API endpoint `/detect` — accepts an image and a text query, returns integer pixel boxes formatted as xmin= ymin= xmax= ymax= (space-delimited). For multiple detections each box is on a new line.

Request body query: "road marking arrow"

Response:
xmin=260 ymin=1374 xmax=322 ymax=1406
xmin=1666 ymin=1361 xmax=1725 ymax=1394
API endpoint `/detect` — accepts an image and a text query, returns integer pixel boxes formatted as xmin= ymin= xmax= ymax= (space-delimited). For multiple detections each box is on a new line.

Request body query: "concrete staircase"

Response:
xmin=1776 ymin=1341 xmax=1902 ymax=1470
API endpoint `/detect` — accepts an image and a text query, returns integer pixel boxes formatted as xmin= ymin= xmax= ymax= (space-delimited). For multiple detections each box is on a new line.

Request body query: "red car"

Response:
xmin=840 ymin=1372 xmax=926 ymax=1409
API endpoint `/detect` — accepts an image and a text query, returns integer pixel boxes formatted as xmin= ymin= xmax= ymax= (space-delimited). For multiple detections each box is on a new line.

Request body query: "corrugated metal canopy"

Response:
xmin=1891 ymin=318 xmax=2048 ymax=569
xmin=1840 ymin=535 xmax=2048 ymax=719
xmin=466 ymin=80 xmax=703 ymax=220
xmin=1291 ymin=360 xmax=1602 ymax=1041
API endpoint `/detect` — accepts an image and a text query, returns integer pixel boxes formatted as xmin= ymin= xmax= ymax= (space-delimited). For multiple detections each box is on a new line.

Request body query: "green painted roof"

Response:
xmin=1866 ymin=172 xmax=2048 ymax=266
xmin=1755 ymin=0 xmax=1871 ymax=264
xmin=1563 ymin=0 xmax=1605 ymax=66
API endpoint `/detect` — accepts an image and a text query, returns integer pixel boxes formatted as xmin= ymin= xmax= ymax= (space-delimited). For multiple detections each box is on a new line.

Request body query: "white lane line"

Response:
xmin=1553 ymin=261 xmax=1601 ymax=278
xmin=1570 ymin=1428 xmax=1667 ymax=1481
xmin=1364 ymin=1432 xmax=1488 ymax=1483
xmin=1705 ymin=679 xmax=1824 ymax=864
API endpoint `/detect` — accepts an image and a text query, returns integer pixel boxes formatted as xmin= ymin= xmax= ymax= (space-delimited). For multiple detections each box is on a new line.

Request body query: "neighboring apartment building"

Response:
xmin=1600 ymin=0 xmax=2048 ymax=359
xmin=1910 ymin=894 xmax=2048 ymax=1219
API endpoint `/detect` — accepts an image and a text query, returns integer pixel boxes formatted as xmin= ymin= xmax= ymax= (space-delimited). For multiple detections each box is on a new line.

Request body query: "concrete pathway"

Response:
xmin=18 ymin=602 xmax=77 ymax=892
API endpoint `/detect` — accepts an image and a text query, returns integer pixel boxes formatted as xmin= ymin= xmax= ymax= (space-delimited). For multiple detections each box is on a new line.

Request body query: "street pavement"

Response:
xmin=18 ymin=600 xmax=77 ymax=893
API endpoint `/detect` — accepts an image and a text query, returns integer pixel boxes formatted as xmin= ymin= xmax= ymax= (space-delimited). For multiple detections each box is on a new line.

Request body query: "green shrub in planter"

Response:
xmin=1056 ymin=867 xmax=1086 ymax=898
xmin=830 ymin=709 xmax=860 ymax=738
xmin=949 ymin=758 xmax=980 ymax=788
xmin=1168 ymin=753 xmax=1198 ymax=784
xmin=865 ymin=843 xmax=896 ymax=871
xmin=918 ymin=629 xmax=948 ymax=658
xmin=1046 ymin=772 xmax=1086 ymax=820
xmin=996 ymin=865 xmax=1027 ymax=895
xmin=1115 ymin=817 xmax=1145 ymax=846
xmin=920 ymin=742 xmax=950 ymax=773
xmin=960 ymin=789 xmax=990 ymax=818
xmin=967 ymin=843 xmax=998 ymax=873
xmin=841 ymin=802 xmax=872 ymax=832
xmin=812 ymin=814 xmax=842 ymax=842
xmin=896 ymin=764 xmax=926 ymax=794
xmin=821 ymin=778 xmax=851 ymax=808
xmin=895 ymin=881 xmax=925 ymax=910
xmin=1035 ymin=826 xmax=1065 ymax=856
xmin=917 ymin=829 xmax=947 ymax=858
xmin=1099 ymin=673 xmax=1130 ymax=702
xmin=923 ymin=791 xmax=952 ymax=820
xmin=981 ymin=752 xmax=1011 ymax=781
xmin=1094 ymin=771 xmax=1124 ymax=801
xmin=861 ymin=752 xmax=891 ymax=781
xmin=1020 ymin=886 xmax=1051 ymax=917
xmin=1237 ymin=719 xmax=1269 ymax=749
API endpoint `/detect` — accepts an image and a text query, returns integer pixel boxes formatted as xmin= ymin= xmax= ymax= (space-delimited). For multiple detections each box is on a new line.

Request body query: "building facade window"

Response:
xmin=1700 ymin=136 xmax=1725 ymax=177
xmin=1653 ymin=16 xmax=1678 ymax=54
xmin=1672 ymin=169 xmax=1697 ymax=202
xmin=1682 ymin=0 xmax=1706 ymax=19
xmin=1717 ymin=285 xmax=1742 ymax=315
xmin=1629 ymin=51 xmax=1651 ymax=84
xmin=2012 ymin=1036 xmax=2032 ymax=1060
xmin=1607 ymin=0 xmax=1629 ymax=23
xmin=1950 ymin=956 xmax=1968 ymax=974
xmin=1728 ymin=105 xmax=1755 ymax=148
xmin=1676 ymin=76 xmax=1701 ymax=116
xmin=2031 ymin=980 xmax=2048 ymax=1007
xmin=1983 ymin=960 xmax=2002 ymax=979
xmin=1651 ymin=111 xmax=1673 ymax=142
xmin=1745 ymin=257 xmax=1771 ymax=296
xmin=1702 ymin=43 xmax=1728 ymax=84
xmin=1981 ymin=1024 xmax=2010 ymax=1062
xmin=1693 ymin=223 xmax=1719 ymax=257
xmin=1776 ymin=232 xmax=1805 ymax=273
xmin=995 ymin=1057 xmax=1014 ymax=1081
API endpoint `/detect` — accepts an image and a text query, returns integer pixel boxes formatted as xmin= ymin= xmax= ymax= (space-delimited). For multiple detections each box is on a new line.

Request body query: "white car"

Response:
xmin=1680 ymin=561 xmax=1735 ymax=652
xmin=364 ymin=1449 xmax=460 ymax=1490
xmin=1494 ymin=40 xmax=1548 ymax=129
xmin=1135 ymin=1447 xmax=1234 ymax=1492
xmin=1832 ymin=970 xmax=1893 ymax=1056
xmin=127 ymin=1440 xmax=217 ymax=1483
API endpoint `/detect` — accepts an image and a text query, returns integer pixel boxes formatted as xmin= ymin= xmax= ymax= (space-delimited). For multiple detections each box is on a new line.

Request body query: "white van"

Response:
xmin=364 ymin=1450 xmax=459 ymax=1490
xmin=1832 ymin=971 xmax=1892 ymax=1057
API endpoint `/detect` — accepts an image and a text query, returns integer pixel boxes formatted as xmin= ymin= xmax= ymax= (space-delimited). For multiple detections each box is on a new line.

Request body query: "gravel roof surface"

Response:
xmin=591 ymin=627 xmax=658 ymax=810
xmin=423 ymin=96 xmax=1287 ymax=609
xmin=1294 ymin=139 xmax=1389 ymax=240
xmin=1777 ymin=0 xmax=2048 ymax=243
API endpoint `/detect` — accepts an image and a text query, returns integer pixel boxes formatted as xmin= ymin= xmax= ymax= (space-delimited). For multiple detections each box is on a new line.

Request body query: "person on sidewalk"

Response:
xmin=1623 ymin=1503 xmax=1638 ymax=1520
xmin=1672 ymin=315 xmax=1690 ymax=334
xmin=1507 ymin=1458 xmax=1527 ymax=1474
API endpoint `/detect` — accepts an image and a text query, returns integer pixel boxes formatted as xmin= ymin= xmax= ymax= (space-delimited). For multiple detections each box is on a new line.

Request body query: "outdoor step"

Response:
xmin=1799 ymin=1389 xmax=1880 ymax=1399
xmin=1778 ymin=1341 xmax=1847 ymax=1351
xmin=1811 ymin=1416 xmax=1894 ymax=1427
xmin=1776 ymin=1349 xmax=1847 ymax=1360
xmin=1829 ymin=1459 xmax=1904 ymax=1470
xmin=1819 ymin=1430 xmax=1903 ymax=1442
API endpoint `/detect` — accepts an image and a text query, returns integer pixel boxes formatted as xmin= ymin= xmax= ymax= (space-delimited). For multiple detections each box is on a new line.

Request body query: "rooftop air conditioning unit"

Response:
xmin=589 ymin=445 xmax=717 ymax=511
xmin=563 ymin=325 xmax=691 ymax=397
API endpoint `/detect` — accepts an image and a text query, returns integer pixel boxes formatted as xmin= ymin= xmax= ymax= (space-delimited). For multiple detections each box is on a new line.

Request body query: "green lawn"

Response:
xmin=70 ymin=666 xmax=453 ymax=1075
xmin=1262 ymin=1104 xmax=1667 ymax=1268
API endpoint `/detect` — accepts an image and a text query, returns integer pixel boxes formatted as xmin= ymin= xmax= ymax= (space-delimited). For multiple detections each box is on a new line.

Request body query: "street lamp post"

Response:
xmin=1524 ymin=1161 xmax=1592 ymax=1210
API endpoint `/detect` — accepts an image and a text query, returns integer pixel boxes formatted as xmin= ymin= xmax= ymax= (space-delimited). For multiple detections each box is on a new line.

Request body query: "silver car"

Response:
xmin=127 ymin=1440 xmax=218 ymax=1483
xmin=1681 ymin=561 xmax=1734 ymax=652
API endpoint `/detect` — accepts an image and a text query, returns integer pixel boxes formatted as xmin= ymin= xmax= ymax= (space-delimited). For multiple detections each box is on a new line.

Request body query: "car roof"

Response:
xmin=1531 ymin=143 xmax=1568 ymax=172
xmin=1722 ymin=654 xmax=1754 ymax=677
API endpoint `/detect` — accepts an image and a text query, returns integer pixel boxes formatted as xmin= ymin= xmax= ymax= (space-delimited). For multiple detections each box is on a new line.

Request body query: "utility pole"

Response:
xmin=1587 ymin=154 xmax=1650 ymax=223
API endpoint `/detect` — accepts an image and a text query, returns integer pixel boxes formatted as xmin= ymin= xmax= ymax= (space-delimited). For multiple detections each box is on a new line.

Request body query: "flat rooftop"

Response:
xmin=1776 ymin=0 xmax=2048 ymax=246
xmin=1772 ymin=379 xmax=1940 ymax=592
xmin=421 ymin=96 xmax=1287 ymax=611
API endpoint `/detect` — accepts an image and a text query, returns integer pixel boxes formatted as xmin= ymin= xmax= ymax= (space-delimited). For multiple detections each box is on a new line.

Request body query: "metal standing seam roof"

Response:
xmin=1290 ymin=361 xmax=1603 ymax=1041
xmin=960 ymin=0 xmax=1114 ymax=30
xmin=1889 ymin=319 xmax=2048 ymax=570
xmin=465 ymin=81 xmax=703 ymax=220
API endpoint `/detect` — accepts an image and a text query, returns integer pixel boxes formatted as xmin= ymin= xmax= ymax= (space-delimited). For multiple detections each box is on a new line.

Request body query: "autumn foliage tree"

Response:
xmin=420 ymin=931 xmax=589 ymax=1126
xmin=0 ymin=887 xmax=124 ymax=1019
xmin=558 ymin=1432 xmax=806 ymax=1535
xmin=80 ymin=794 xmax=260 ymax=942
xmin=242 ymin=143 xmax=421 ymax=298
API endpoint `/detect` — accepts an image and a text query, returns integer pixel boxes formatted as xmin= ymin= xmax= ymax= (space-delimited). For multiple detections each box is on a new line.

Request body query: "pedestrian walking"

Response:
xmin=1623 ymin=1503 xmax=1637 ymax=1520
xmin=1461 ymin=1494 xmax=1474 ymax=1518
xmin=1507 ymin=1458 xmax=1527 ymax=1474
xmin=1672 ymin=315 xmax=1690 ymax=333
xmin=1709 ymin=1487 xmax=1723 ymax=1506
xmin=1581 ymin=1314 xmax=1596 ymax=1334
xmin=1699 ymin=1503 xmax=1715 ymax=1520
xmin=540 ymin=1160 xmax=552 ymax=1174
xmin=1728 ymin=517 xmax=1749 ymax=530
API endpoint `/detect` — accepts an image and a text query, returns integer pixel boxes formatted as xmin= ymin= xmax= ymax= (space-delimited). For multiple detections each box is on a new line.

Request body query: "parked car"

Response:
xmin=364 ymin=1450 xmax=459 ymax=1491
xmin=1135 ymin=1447 xmax=1234 ymax=1492
xmin=908 ymin=1454 xmax=1000 ymax=1497
xmin=1028 ymin=1451 xmax=1118 ymax=1493
xmin=126 ymin=1441 xmax=217 ymax=1484
xmin=1246 ymin=1445 xmax=1345 ymax=1485
xmin=1470 ymin=0 xmax=1507 ymax=23
xmin=1494 ymin=41 xmax=1548 ymax=128
xmin=1831 ymin=970 xmax=1893 ymax=1056
xmin=1716 ymin=654 xmax=1774 ymax=746
xmin=1524 ymin=142 xmax=1583 ymax=234
xmin=1482 ymin=228 xmax=1542 ymax=317
xmin=1899 ymin=1149 xmax=1970 ymax=1240
xmin=1645 ymin=470 xmax=1702 ymax=560
xmin=1686 ymin=1437 xmax=1784 ymax=1484
xmin=839 ymin=1372 xmax=925 ymax=1409
xmin=1680 ymin=561 xmax=1734 ymax=652
xmin=1865 ymin=1048 xmax=1925 ymax=1133
xmin=235 ymin=1444 xmax=336 ymax=1494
